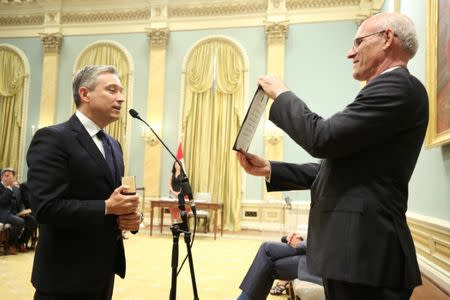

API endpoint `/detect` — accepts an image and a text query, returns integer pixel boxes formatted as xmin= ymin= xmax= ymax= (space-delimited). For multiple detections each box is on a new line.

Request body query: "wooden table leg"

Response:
xmin=213 ymin=208 xmax=217 ymax=240
xmin=160 ymin=206 xmax=164 ymax=234
xmin=221 ymin=206 xmax=224 ymax=236
xmin=150 ymin=205 xmax=154 ymax=236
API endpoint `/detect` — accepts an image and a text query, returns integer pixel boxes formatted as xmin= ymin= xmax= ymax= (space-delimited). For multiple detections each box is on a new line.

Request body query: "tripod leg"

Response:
xmin=183 ymin=232 xmax=200 ymax=300
xmin=170 ymin=225 xmax=180 ymax=300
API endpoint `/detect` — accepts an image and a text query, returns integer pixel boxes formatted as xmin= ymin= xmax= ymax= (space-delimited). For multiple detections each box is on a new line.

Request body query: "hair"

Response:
xmin=72 ymin=65 xmax=119 ymax=108
xmin=171 ymin=161 xmax=178 ymax=174
xmin=378 ymin=13 xmax=418 ymax=58
xmin=1 ymin=167 xmax=15 ymax=177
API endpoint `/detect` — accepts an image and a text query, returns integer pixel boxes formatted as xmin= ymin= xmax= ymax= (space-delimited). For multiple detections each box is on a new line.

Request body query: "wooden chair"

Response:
xmin=190 ymin=192 xmax=211 ymax=233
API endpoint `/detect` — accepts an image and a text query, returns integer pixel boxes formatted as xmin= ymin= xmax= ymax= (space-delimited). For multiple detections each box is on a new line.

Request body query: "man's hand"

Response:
xmin=287 ymin=233 xmax=304 ymax=248
xmin=117 ymin=209 xmax=141 ymax=231
xmin=237 ymin=150 xmax=271 ymax=178
xmin=105 ymin=185 xmax=139 ymax=215
xmin=257 ymin=75 xmax=289 ymax=99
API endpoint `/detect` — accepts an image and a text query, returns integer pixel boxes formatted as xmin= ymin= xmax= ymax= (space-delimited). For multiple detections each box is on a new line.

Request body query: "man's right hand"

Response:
xmin=105 ymin=185 xmax=139 ymax=215
xmin=237 ymin=150 xmax=271 ymax=178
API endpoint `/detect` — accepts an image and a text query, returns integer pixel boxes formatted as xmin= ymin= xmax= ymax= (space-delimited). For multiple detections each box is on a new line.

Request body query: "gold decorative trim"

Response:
xmin=0 ymin=0 xmax=35 ymax=3
xmin=286 ymin=0 xmax=360 ymax=10
xmin=61 ymin=9 xmax=149 ymax=24
xmin=0 ymin=15 xmax=43 ymax=26
xmin=39 ymin=32 xmax=62 ymax=53
xmin=0 ymin=0 xmax=385 ymax=37
xmin=146 ymin=28 xmax=169 ymax=47
xmin=265 ymin=21 xmax=288 ymax=42
xmin=169 ymin=2 xmax=266 ymax=18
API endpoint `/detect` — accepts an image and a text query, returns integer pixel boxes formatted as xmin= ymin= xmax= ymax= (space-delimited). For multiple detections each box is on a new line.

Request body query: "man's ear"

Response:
xmin=382 ymin=29 xmax=395 ymax=50
xmin=79 ymin=87 xmax=90 ymax=104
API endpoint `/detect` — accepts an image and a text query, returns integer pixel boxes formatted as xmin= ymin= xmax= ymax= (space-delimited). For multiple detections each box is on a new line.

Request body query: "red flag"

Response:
xmin=176 ymin=142 xmax=186 ymax=172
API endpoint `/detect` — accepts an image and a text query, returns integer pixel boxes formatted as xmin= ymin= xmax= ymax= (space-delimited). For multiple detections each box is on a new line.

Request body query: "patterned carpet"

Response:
xmin=0 ymin=230 xmax=289 ymax=300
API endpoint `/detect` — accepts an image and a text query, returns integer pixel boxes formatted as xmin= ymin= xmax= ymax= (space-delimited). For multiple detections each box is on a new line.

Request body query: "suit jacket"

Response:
xmin=267 ymin=67 xmax=428 ymax=289
xmin=296 ymin=240 xmax=322 ymax=286
xmin=26 ymin=114 xmax=125 ymax=294
xmin=0 ymin=184 xmax=24 ymax=221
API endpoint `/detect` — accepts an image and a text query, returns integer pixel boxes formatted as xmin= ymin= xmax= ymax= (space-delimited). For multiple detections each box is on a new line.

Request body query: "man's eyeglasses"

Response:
xmin=353 ymin=30 xmax=386 ymax=49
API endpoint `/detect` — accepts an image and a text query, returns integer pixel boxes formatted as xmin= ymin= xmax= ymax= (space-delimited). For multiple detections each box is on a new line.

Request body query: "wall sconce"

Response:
xmin=141 ymin=124 xmax=161 ymax=146
xmin=264 ymin=121 xmax=283 ymax=145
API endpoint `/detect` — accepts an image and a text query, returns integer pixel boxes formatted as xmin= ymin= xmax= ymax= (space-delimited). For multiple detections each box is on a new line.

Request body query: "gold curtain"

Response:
xmin=0 ymin=47 xmax=25 ymax=172
xmin=183 ymin=40 xmax=243 ymax=231
xmin=74 ymin=43 xmax=129 ymax=146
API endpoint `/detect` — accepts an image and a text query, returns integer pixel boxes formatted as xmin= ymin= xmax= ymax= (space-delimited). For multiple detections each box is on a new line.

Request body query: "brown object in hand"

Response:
xmin=121 ymin=176 xmax=136 ymax=195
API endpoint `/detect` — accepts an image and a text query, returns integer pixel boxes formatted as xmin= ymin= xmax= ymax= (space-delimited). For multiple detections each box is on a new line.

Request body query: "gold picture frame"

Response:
xmin=425 ymin=0 xmax=450 ymax=147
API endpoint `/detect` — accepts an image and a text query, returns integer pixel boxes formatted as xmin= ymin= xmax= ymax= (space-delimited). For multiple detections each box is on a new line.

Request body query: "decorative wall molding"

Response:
xmin=146 ymin=28 xmax=169 ymax=47
xmin=0 ymin=0 xmax=385 ymax=37
xmin=169 ymin=1 xmax=266 ymax=18
xmin=407 ymin=212 xmax=450 ymax=293
xmin=286 ymin=0 xmax=360 ymax=10
xmin=0 ymin=15 xmax=44 ymax=26
xmin=39 ymin=32 xmax=62 ymax=52
xmin=61 ymin=9 xmax=150 ymax=24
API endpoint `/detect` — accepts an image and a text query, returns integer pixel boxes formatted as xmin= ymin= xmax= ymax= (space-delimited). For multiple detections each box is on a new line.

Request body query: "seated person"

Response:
xmin=237 ymin=233 xmax=322 ymax=300
xmin=168 ymin=161 xmax=183 ymax=222
xmin=0 ymin=168 xmax=37 ymax=253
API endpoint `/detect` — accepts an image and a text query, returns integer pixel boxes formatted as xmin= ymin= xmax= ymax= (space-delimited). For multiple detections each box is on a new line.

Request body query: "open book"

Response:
xmin=233 ymin=86 xmax=269 ymax=151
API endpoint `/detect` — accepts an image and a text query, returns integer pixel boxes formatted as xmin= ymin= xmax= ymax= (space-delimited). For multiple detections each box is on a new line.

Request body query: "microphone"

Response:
xmin=128 ymin=109 xmax=195 ymax=214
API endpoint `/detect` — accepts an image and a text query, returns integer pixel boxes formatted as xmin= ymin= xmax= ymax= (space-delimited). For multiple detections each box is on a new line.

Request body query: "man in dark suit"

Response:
xmin=237 ymin=12 xmax=427 ymax=300
xmin=0 ymin=168 xmax=27 ymax=254
xmin=0 ymin=168 xmax=37 ymax=253
xmin=238 ymin=233 xmax=322 ymax=300
xmin=27 ymin=65 xmax=141 ymax=299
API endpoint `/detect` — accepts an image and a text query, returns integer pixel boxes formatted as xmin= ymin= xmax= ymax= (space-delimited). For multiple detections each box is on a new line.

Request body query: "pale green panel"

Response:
xmin=399 ymin=1 xmax=450 ymax=221
xmin=56 ymin=33 xmax=149 ymax=187
xmin=0 ymin=37 xmax=43 ymax=178
xmin=282 ymin=21 xmax=360 ymax=202
xmin=160 ymin=27 xmax=267 ymax=199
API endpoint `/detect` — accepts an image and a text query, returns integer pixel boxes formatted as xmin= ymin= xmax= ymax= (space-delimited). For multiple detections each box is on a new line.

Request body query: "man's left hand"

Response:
xmin=117 ymin=209 xmax=142 ymax=231
xmin=257 ymin=75 xmax=289 ymax=99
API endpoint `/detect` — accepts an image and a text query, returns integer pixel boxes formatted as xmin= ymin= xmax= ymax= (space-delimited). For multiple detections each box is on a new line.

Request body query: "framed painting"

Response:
xmin=426 ymin=0 xmax=450 ymax=147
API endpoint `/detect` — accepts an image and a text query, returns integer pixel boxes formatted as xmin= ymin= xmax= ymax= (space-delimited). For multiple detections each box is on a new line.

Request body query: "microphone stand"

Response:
xmin=170 ymin=176 xmax=199 ymax=300
xmin=128 ymin=109 xmax=199 ymax=300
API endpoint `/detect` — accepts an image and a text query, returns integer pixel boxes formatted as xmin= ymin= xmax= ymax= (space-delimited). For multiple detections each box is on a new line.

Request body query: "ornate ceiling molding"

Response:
xmin=169 ymin=1 xmax=266 ymax=18
xmin=286 ymin=0 xmax=360 ymax=10
xmin=0 ymin=15 xmax=43 ymax=26
xmin=61 ymin=9 xmax=150 ymax=24
xmin=0 ymin=0 xmax=384 ymax=37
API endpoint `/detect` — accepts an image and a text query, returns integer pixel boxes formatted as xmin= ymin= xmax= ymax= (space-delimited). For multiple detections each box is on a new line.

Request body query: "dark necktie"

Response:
xmin=97 ymin=130 xmax=117 ymax=184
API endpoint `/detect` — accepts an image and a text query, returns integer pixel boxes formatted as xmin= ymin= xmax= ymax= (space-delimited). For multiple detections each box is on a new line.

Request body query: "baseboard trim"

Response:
xmin=407 ymin=212 xmax=450 ymax=294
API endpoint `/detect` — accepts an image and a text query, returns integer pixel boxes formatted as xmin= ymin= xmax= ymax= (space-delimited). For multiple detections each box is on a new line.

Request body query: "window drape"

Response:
xmin=74 ymin=43 xmax=129 ymax=147
xmin=183 ymin=39 xmax=243 ymax=231
xmin=0 ymin=47 xmax=25 ymax=172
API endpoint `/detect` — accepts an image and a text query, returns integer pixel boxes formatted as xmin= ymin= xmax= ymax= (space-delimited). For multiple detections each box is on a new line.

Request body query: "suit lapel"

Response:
xmin=68 ymin=115 xmax=115 ymax=187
